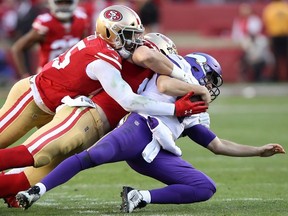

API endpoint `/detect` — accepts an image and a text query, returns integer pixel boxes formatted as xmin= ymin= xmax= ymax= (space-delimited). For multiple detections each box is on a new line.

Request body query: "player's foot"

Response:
xmin=3 ymin=196 xmax=20 ymax=208
xmin=16 ymin=186 xmax=41 ymax=210
xmin=120 ymin=186 xmax=147 ymax=213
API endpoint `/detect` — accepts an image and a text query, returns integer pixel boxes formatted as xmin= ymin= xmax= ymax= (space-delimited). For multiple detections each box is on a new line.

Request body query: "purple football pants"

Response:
xmin=41 ymin=113 xmax=216 ymax=204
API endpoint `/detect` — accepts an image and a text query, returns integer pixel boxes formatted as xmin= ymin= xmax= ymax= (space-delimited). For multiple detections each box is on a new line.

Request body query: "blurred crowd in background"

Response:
xmin=0 ymin=0 xmax=287 ymax=87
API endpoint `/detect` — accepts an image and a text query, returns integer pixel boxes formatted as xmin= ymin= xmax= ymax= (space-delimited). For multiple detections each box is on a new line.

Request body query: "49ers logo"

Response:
xmin=104 ymin=10 xmax=123 ymax=21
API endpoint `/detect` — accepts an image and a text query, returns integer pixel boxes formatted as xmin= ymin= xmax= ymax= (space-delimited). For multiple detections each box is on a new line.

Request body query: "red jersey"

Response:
xmin=35 ymin=35 xmax=122 ymax=112
xmin=93 ymin=61 xmax=154 ymax=128
xmin=32 ymin=9 xmax=88 ymax=68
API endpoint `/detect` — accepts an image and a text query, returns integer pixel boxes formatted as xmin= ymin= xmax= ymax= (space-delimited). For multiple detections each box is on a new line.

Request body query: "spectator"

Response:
xmin=240 ymin=21 xmax=273 ymax=82
xmin=231 ymin=3 xmax=266 ymax=82
xmin=135 ymin=0 xmax=159 ymax=34
xmin=0 ymin=49 xmax=15 ymax=87
xmin=231 ymin=3 xmax=263 ymax=43
xmin=263 ymin=0 xmax=288 ymax=82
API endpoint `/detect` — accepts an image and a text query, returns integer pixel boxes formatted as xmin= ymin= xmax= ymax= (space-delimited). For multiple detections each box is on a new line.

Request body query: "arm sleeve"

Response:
xmin=183 ymin=124 xmax=216 ymax=148
xmin=87 ymin=59 xmax=175 ymax=116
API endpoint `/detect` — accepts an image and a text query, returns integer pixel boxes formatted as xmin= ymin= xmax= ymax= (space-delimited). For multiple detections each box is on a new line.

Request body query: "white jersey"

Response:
xmin=140 ymin=54 xmax=201 ymax=140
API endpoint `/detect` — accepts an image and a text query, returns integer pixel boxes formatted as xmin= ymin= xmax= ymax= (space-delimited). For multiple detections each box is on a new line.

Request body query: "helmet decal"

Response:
xmin=96 ymin=5 xmax=144 ymax=58
xmin=144 ymin=33 xmax=178 ymax=55
xmin=104 ymin=10 xmax=123 ymax=21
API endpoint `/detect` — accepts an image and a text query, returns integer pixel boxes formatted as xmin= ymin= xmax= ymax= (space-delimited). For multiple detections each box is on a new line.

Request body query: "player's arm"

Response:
xmin=11 ymin=29 xmax=44 ymax=78
xmin=157 ymin=75 xmax=211 ymax=105
xmin=208 ymin=138 xmax=285 ymax=157
xmin=88 ymin=59 xmax=207 ymax=117
xmin=132 ymin=46 xmax=192 ymax=83
xmin=183 ymin=125 xmax=285 ymax=157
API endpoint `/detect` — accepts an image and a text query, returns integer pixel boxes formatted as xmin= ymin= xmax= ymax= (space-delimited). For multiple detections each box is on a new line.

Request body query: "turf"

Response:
xmin=0 ymin=95 xmax=287 ymax=216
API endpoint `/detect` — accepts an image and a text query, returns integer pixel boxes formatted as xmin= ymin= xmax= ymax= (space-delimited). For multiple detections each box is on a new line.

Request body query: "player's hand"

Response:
xmin=200 ymin=87 xmax=211 ymax=105
xmin=175 ymin=92 xmax=208 ymax=117
xmin=259 ymin=144 xmax=285 ymax=157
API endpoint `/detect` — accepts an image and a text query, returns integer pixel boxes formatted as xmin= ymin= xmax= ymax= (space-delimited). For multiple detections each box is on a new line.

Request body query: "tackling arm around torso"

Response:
xmin=156 ymin=75 xmax=211 ymax=105
xmin=132 ymin=46 xmax=194 ymax=83
xmin=87 ymin=59 xmax=176 ymax=116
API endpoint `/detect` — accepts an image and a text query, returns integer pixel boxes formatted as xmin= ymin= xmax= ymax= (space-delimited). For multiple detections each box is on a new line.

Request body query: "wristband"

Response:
xmin=170 ymin=64 xmax=185 ymax=81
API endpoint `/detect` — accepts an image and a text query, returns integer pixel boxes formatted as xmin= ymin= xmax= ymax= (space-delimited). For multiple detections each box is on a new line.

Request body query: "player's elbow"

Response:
xmin=207 ymin=139 xmax=223 ymax=155
xmin=117 ymin=94 xmax=136 ymax=112
xmin=157 ymin=81 xmax=169 ymax=94
xmin=10 ymin=44 xmax=19 ymax=56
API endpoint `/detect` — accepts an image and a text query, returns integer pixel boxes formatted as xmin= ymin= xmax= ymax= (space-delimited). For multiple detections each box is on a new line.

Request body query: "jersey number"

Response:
xmin=51 ymin=40 xmax=86 ymax=69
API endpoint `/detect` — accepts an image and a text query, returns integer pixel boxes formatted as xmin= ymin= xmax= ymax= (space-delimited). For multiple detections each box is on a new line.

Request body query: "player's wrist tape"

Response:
xmin=170 ymin=64 xmax=185 ymax=81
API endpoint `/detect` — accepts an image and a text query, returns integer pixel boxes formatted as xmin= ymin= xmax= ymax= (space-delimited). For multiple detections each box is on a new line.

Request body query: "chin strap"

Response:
xmin=118 ymin=48 xmax=131 ymax=59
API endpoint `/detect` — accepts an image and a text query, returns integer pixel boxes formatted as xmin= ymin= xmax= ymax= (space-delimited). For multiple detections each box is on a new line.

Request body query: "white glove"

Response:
xmin=148 ymin=117 xmax=182 ymax=156
xmin=199 ymin=112 xmax=210 ymax=128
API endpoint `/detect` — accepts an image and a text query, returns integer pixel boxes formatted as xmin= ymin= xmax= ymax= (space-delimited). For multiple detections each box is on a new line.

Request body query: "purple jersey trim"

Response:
xmin=183 ymin=124 xmax=216 ymax=148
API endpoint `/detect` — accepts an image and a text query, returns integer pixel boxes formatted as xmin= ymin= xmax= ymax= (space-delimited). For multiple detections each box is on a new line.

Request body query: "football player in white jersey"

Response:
xmin=15 ymin=50 xmax=285 ymax=211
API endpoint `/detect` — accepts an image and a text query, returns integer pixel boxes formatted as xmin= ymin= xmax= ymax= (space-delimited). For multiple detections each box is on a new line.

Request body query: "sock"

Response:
xmin=35 ymin=183 xmax=47 ymax=196
xmin=41 ymin=153 xmax=88 ymax=191
xmin=0 ymin=172 xmax=31 ymax=197
xmin=0 ymin=145 xmax=34 ymax=171
xmin=139 ymin=190 xmax=151 ymax=203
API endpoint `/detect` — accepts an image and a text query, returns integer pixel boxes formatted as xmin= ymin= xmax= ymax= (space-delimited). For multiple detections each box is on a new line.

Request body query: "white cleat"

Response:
xmin=16 ymin=186 xmax=41 ymax=210
xmin=120 ymin=186 xmax=147 ymax=213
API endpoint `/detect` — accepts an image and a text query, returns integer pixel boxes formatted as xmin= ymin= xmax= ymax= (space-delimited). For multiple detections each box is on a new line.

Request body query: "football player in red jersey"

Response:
xmin=0 ymin=32 xmax=209 ymax=207
xmin=0 ymin=5 xmax=203 ymax=150
xmin=11 ymin=0 xmax=89 ymax=79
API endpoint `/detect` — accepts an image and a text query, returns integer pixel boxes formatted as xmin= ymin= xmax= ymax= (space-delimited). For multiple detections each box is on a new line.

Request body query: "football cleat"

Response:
xmin=3 ymin=196 xmax=20 ymax=208
xmin=120 ymin=186 xmax=147 ymax=213
xmin=16 ymin=186 xmax=41 ymax=210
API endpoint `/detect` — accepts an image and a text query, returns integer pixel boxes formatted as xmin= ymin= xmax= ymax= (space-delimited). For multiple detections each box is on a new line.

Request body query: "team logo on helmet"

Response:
xmin=104 ymin=10 xmax=123 ymax=21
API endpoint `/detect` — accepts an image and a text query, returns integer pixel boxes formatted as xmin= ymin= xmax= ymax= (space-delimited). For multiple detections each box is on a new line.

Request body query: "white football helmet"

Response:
xmin=96 ymin=5 xmax=145 ymax=59
xmin=144 ymin=33 xmax=178 ymax=55
xmin=48 ymin=0 xmax=78 ymax=20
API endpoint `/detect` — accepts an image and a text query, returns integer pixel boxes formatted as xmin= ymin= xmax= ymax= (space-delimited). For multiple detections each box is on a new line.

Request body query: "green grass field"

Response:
xmin=0 ymin=95 xmax=287 ymax=216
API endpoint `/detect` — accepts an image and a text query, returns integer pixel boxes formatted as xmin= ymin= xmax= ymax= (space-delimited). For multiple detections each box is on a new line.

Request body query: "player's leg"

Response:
xmin=1 ymin=155 xmax=67 ymax=207
xmin=0 ymin=106 xmax=106 ymax=204
xmin=0 ymin=105 xmax=104 ymax=171
xmin=0 ymin=77 xmax=53 ymax=148
xmin=38 ymin=113 xmax=152 ymax=191
xmin=0 ymin=156 xmax=63 ymax=199
xmin=121 ymin=151 xmax=216 ymax=212
xmin=15 ymin=113 xmax=153 ymax=209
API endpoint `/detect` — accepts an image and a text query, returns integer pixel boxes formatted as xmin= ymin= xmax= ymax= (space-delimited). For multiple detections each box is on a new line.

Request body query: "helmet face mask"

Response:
xmin=96 ymin=5 xmax=145 ymax=58
xmin=184 ymin=52 xmax=223 ymax=102
xmin=49 ymin=0 xmax=78 ymax=20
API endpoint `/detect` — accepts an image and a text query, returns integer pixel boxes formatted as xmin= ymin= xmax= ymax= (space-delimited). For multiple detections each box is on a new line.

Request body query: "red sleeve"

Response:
xmin=95 ymin=45 xmax=122 ymax=70
xmin=32 ymin=13 xmax=52 ymax=35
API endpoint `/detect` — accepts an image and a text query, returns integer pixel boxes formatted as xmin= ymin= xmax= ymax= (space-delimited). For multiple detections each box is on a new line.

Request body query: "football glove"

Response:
xmin=175 ymin=92 xmax=208 ymax=117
